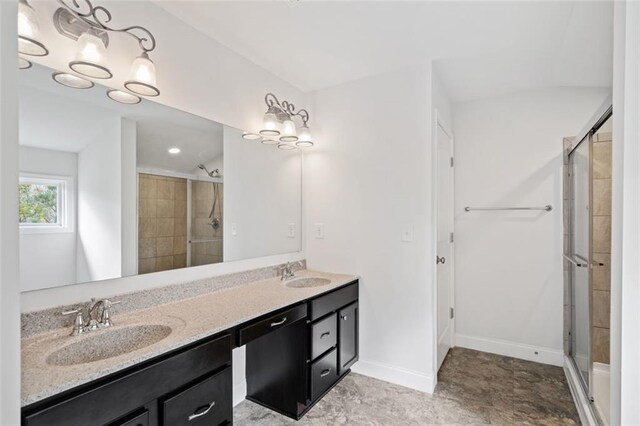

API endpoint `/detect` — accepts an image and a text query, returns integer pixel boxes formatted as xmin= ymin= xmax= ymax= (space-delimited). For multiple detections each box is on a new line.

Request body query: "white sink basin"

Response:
xmin=46 ymin=324 xmax=172 ymax=366
xmin=286 ymin=277 xmax=331 ymax=288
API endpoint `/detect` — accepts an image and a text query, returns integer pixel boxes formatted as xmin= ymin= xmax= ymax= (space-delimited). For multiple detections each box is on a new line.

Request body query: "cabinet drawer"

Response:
xmin=310 ymin=282 xmax=358 ymax=321
xmin=311 ymin=313 xmax=337 ymax=360
xmin=162 ymin=368 xmax=232 ymax=426
xmin=310 ymin=348 xmax=338 ymax=401
xmin=23 ymin=334 xmax=231 ymax=426
xmin=107 ymin=409 xmax=149 ymax=426
xmin=239 ymin=304 xmax=306 ymax=346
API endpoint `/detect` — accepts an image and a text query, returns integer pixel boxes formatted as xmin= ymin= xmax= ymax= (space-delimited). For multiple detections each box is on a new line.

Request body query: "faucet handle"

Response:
xmin=100 ymin=300 xmax=121 ymax=327
xmin=62 ymin=308 xmax=85 ymax=336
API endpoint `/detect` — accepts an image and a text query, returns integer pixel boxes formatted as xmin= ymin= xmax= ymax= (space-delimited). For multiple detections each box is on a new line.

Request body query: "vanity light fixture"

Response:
xmin=18 ymin=0 xmax=49 ymax=57
xmin=255 ymin=93 xmax=313 ymax=147
xmin=107 ymin=89 xmax=141 ymax=104
xmin=48 ymin=0 xmax=159 ymax=96
xmin=242 ymin=132 xmax=262 ymax=140
xmin=19 ymin=57 xmax=33 ymax=70
xmin=52 ymin=71 xmax=94 ymax=89
xmin=168 ymin=147 xmax=181 ymax=154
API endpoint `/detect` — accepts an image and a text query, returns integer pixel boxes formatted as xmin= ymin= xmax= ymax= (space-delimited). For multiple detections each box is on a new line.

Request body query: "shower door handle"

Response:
xmin=563 ymin=254 xmax=587 ymax=268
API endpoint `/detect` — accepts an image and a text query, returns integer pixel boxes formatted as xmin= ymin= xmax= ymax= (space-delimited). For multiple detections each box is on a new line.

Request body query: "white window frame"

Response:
xmin=19 ymin=173 xmax=74 ymax=234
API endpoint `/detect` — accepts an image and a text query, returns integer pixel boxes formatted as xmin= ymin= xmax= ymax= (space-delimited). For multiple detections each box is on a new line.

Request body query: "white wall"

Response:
xmin=76 ymin=119 xmax=123 ymax=283
xmin=306 ymin=65 xmax=438 ymax=392
xmin=452 ymin=87 xmax=610 ymax=365
xmin=223 ymin=127 xmax=302 ymax=261
xmin=612 ymin=2 xmax=640 ymax=425
xmin=0 ymin=1 xmax=21 ymax=423
xmin=19 ymin=147 xmax=77 ymax=291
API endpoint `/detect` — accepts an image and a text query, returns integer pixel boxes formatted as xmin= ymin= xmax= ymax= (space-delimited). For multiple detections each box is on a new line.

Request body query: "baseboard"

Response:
xmin=455 ymin=333 xmax=564 ymax=366
xmin=351 ymin=360 xmax=436 ymax=393
xmin=233 ymin=380 xmax=247 ymax=407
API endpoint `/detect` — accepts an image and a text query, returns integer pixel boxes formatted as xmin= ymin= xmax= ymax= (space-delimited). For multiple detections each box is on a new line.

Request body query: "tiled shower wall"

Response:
xmin=591 ymin=131 xmax=612 ymax=364
xmin=138 ymin=174 xmax=188 ymax=274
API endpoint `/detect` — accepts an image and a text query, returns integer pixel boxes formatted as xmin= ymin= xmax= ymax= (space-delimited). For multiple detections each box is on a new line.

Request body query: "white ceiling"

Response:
xmin=155 ymin=0 xmax=613 ymax=102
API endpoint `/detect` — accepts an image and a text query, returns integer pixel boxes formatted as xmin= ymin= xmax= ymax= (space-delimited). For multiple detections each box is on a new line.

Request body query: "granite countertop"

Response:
xmin=21 ymin=270 xmax=358 ymax=407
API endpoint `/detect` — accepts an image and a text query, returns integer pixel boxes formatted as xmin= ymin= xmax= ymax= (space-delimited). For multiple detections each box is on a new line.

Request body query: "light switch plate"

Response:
xmin=231 ymin=223 xmax=238 ymax=236
xmin=314 ymin=223 xmax=324 ymax=239
xmin=287 ymin=223 xmax=296 ymax=238
xmin=401 ymin=224 xmax=414 ymax=242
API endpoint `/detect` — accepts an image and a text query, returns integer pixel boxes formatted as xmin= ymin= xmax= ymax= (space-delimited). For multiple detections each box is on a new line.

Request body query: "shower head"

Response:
xmin=198 ymin=164 xmax=221 ymax=178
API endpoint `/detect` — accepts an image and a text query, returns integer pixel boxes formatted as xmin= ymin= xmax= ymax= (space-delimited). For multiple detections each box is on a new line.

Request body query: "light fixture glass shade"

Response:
xmin=18 ymin=0 xmax=48 ymax=56
xmin=69 ymin=30 xmax=112 ymax=79
xmin=107 ymin=89 xmax=141 ymax=104
xmin=296 ymin=123 xmax=313 ymax=147
xmin=242 ymin=132 xmax=261 ymax=140
xmin=259 ymin=107 xmax=280 ymax=136
xmin=278 ymin=142 xmax=296 ymax=150
xmin=52 ymin=72 xmax=94 ymax=89
xmin=124 ymin=53 xmax=160 ymax=97
xmin=19 ymin=56 xmax=32 ymax=69
xmin=279 ymin=118 xmax=298 ymax=142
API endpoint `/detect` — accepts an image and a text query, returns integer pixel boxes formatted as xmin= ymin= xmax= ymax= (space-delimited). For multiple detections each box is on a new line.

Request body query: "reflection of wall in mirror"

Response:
xmin=223 ymin=127 xmax=302 ymax=261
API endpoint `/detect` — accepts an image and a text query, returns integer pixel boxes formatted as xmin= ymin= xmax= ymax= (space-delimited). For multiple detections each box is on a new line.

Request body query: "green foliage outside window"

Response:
xmin=19 ymin=183 xmax=58 ymax=224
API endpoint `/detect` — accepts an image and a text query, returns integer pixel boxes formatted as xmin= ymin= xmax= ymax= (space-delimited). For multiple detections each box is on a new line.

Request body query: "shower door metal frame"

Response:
xmin=564 ymin=100 xmax=612 ymax=403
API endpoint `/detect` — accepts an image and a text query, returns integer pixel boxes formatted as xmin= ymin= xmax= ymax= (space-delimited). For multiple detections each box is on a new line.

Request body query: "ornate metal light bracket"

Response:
xmin=265 ymin=93 xmax=310 ymax=125
xmin=53 ymin=0 xmax=156 ymax=53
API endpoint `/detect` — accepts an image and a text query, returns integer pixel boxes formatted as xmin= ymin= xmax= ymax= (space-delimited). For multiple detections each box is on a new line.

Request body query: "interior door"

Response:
xmin=436 ymin=123 xmax=454 ymax=370
xmin=568 ymin=135 xmax=592 ymax=393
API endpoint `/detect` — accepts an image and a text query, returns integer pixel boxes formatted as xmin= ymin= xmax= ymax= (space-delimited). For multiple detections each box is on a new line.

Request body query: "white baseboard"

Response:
xmin=233 ymin=381 xmax=247 ymax=407
xmin=455 ymin=333 xmax=564 ymax=366
xmin=351 ymin=360 xmax=436 ymax=393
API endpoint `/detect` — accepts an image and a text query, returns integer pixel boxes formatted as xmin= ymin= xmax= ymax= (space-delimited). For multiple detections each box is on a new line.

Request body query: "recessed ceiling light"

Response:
xmin=107 ymin=89 xmax=141 ymax=105
xmin=242 ymin=132 xmax=261 ymax=140
xmin=52 ymin=72 xmax=94 ymax=89
xmin=168 ymin=147 xmax=181 ymax=154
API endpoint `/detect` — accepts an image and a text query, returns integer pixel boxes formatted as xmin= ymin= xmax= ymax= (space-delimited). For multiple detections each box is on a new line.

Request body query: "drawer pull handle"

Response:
xmin=320 ymin=331 xmax=331 ymax=339
xmin=320 ymin=368 xmax=332 ymax=377
xmin=270 ymin=317 xmax=287 ymax=327
xmin=188 ymin=401 xmax=215 ymax=421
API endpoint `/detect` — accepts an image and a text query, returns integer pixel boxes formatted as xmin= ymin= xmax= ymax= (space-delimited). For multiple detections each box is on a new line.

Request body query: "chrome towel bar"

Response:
xmin=464 ymin=205 xmax=552 ymax=212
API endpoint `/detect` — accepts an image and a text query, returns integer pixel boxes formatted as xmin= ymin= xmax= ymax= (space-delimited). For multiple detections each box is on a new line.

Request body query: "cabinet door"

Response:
xmin=338 ymin=302 xmax=358 ymax=375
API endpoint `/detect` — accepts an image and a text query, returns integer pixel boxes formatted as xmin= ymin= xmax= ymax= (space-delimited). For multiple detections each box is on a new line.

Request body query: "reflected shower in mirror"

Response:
xmin=18 ymin=63 xmax=302 ymax=292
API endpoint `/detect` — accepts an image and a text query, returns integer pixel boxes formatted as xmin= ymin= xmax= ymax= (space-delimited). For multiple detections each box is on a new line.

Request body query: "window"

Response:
xmin=19 ymin=174 xmax=73 ymax=233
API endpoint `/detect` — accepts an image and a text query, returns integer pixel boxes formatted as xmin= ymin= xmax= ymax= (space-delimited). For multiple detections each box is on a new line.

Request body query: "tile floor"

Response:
xmin=234 ymin=347 xmax=580 ymax=425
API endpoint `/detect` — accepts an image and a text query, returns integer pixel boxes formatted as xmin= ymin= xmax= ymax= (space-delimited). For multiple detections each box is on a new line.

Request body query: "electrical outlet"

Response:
xmin=314 ymin=223 xmax=324 ymax=239
xmin=231 ymin=223 xmax=238 ymax=236
xmin=287 ymin=223 xmax=296 ymax=238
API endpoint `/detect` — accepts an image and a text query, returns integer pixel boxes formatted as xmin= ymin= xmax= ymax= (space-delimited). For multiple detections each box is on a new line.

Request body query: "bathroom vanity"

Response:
xmin=21 ymin=272 xmax=359 ymax=426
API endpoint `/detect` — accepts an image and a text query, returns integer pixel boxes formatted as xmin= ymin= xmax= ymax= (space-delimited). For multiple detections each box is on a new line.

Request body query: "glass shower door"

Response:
xmin=567 ymin=135 xmax=592 ymax=393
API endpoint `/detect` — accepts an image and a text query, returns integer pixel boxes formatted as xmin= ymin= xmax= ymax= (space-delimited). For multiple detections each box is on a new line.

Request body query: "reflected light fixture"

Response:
xmin=242 ymin=132 xmax=261 ymax=140
xmin=69 ymin=28 xmax=111 ymax=79
xmin=19 ymin=57 xmax=32 ymax=70
xmin=168 ymin=147 xmax=181 ymax=154
xmin=253 ymin=93 xmax=312 ymax=148
xmin=52 ymin=72 xmax=94 ymax=89
xmin=107 ymin=89 xmax=141 ymax=104
xmin=18 ymin=0 xmax=49 ymax=57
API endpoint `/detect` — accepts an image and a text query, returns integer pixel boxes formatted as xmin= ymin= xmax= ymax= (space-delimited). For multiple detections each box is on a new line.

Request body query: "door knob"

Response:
xmin=436 ymin=256 xmax=446 ymax=265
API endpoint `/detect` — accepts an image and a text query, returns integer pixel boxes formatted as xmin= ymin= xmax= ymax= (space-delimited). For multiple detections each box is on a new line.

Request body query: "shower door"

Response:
xmin=567 ymin=134 xmax=592 ymax=394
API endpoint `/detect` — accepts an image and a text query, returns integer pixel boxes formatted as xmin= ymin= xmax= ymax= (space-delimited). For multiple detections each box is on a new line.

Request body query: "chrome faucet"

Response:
xmin=62 ymin=298 xmax=121 ymax=336
xmin=279 ymin=261 xmax=304 ymax=281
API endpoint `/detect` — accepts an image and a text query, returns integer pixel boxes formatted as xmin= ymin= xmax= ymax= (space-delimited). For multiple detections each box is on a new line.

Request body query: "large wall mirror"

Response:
xmin=19 ymin=64 xmax=302 ymax=292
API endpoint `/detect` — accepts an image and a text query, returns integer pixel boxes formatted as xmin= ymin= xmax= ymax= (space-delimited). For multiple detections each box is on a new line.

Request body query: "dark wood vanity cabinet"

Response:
xmin=22 ymin=334 xmax=233 ymax=426
xmin=246 ymin=281 xmax=359 ymax=420
xmin=22 ymin=280 xmax=359 ymax=425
